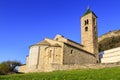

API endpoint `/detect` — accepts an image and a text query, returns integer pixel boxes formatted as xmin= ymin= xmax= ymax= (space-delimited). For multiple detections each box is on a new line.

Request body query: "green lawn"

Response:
xmin=0 ymin=67 xmax=120 ymax=80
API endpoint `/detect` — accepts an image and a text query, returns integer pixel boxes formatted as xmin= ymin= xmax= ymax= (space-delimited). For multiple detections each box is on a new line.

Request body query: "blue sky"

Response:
xmin=0 ymin=0 xmax=120 ymax=63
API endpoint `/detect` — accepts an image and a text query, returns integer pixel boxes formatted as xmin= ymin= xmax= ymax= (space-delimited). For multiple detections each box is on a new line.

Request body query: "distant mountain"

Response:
xmin=98 ymin=30 xmax=120 ymax=52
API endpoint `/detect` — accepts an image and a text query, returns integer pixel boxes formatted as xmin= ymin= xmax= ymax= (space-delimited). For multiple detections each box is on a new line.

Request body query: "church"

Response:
xmin=18 ymin=8 xmax=99 ymax=73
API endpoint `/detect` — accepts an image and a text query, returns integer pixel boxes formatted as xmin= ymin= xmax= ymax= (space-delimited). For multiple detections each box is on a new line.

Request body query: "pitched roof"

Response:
xmin=35 ymin=40 xmax=50 ymax=46
xmin=30 ymin=39 xmax=61 ymax=47
xmin=82 ymin=8 xmax=97 ymax=18
xmin=67 ymin=39 xmax=84 ymax=47
xmin=84 ymin=8 xmax=91 ymax=16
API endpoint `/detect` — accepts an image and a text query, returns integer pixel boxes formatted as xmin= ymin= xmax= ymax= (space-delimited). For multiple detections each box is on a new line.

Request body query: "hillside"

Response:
xmin=98 ymin=30 xmax=120 ymax=52
xmin=0 ymin=67 xmax=120 ymax=80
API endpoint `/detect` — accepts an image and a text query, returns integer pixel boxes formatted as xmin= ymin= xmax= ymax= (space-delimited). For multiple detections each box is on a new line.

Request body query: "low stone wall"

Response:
xmin=19 ymin=63 xmax=120 ymax=73
xmin=18 ymin=65 xmax=27 ymax=73
xmin=51 ymin=63 xmax=120 ymax=71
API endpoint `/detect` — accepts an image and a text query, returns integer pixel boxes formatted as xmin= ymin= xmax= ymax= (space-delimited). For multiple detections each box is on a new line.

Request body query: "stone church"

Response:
xmin=18 ymin=8 xmax=98 ymax=73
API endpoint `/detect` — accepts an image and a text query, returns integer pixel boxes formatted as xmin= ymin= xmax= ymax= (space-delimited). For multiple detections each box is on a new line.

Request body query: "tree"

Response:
xmin=0 ymin=61 xmax=21 ymax=75
xmin=0 ymin=62 xmax=10 ymax=75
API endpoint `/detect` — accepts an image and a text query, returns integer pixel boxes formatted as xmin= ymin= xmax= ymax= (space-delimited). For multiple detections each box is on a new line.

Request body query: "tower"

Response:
xmin=81 ymin=8 xmax=98 ymax=60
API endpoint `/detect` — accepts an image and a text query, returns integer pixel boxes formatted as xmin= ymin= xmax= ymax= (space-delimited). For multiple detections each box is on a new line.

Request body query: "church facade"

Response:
xmin=18 ymin=8 xmax=98 ymax=73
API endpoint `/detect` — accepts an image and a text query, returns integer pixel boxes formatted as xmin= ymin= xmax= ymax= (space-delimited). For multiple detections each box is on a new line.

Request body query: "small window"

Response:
xmin=71 ymin=50 xmax=73 ymax=54
xmin=50 ymin=50 xmax=52 ymax=53
xmin=93 ymin=18 xmax=95 ymax=25
xmin=85 ymin=27 xmax=88 ymax=31
xmin=56 ymin=38 xmax=58 ymax=41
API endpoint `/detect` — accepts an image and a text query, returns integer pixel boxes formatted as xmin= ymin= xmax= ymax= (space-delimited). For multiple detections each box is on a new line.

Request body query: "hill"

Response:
xmin=98 ymin=30 xmax=120 ymax=52
xmin=0 ymin=67 xmax=120 ymax=80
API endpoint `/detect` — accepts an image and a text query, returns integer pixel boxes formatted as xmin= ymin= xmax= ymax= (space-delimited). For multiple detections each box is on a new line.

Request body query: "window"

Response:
xmin=71 ymin=50 xmax=73 ymax=54
xmin=94 ymin=26 xmax=96 ymax=31
xmin=86 ymin=19 xmax=89 ymax=24
xmin=56 ymin=38 xmax=58 ymax=41
xmin=85 ymin=27 xmax=88 ymax=31
xmin=84 ymin=21 xmax=86 ymax=25
xmin=93 ymin=18 xmax=95 ymax=25
xmin=84 ymin=19 xmax=89 ymax=25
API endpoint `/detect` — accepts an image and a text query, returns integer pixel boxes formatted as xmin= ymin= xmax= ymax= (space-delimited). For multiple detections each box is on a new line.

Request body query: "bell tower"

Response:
xmin=81 ymin=7 xmax=98 ymax=60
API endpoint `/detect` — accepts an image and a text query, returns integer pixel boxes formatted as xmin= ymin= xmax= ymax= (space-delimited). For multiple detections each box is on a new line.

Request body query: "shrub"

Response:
xmin=0 ymin=61 xmax=21 ymax=75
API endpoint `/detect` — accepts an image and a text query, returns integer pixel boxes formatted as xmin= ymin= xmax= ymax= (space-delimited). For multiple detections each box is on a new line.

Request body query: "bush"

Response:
xmin=0 ymin=61 xmax=21 ymax=75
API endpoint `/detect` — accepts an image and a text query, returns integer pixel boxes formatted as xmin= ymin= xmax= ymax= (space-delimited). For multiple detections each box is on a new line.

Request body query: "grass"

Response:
xmin=0 ymin=67 xmax=120 ymax=80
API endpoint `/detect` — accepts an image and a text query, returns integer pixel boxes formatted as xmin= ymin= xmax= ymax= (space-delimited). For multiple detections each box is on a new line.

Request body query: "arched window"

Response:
xmin=86 ymin=19 xmax=89 ymax=24
xmin=84 ymin=20 xmax=86 ymax=25
xmin=85 ymin=27 xmax=88 ymax=31
xmin=84 ymin=19 xmax=89 ymax=25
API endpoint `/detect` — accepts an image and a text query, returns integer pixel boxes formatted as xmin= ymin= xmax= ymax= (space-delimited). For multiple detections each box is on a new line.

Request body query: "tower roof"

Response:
xmin=82 ymin=7 xmax=97 ymax=18
xmin=84 ymin=6 xmax=91 ymax=16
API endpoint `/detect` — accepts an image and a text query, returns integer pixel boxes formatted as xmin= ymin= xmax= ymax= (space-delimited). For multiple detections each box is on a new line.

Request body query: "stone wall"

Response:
xmin=19 ymin=63 xmax=120 ymax=73
xmin=37 ymin=46 xmax=48 ymax=70
xmin=63 ymin=43 xmax=96 ymax=65
xmin=37 ymin=46 xmax=63 ymax=71
xmin=28 ymin=46 xmax=39 ymax=67
xmin=51 ymin=63 xmax=120 ymax=71
xmin=18 ymin=65 xmax=27 ymax=73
